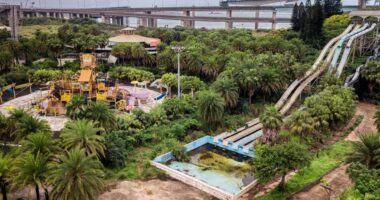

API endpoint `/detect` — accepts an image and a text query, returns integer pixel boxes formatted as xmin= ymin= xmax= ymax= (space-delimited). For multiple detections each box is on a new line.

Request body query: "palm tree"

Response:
xmin=374 ymin=106 xmax=380 ymax=131
xmin=212 ymin=77 xmax=239 ymax=109
xmin=131 ymin=43 xmax=146 ymax=65
xmin=346 ymin=132 xmax=380 ymax=169
xmin=14 ymin=115 xmax=51 ymax=142
xmin=196 ymin=90 xmax=225 ymax=128
xmin=259 ymin=68 xmax=286 ymax=98
xmin=13 ymin=153 xmax=50 ymax=200
xmin=61 ymin=120 xmax=105 ymax=157
xmin=259 ymin=105 xmax=283 ymax=144
xmin=286 ymin=110 xmax=315 ymax=139
xmin=65 ymin=95 xmax=87 ymax=120
xmin=86 ymin=102 xmax=116 ymax=132
xmin=50 ymin=149 xmax=105 ymax=200
xmin=202 ymin=56 xmax=222 ymax=79
xmin=20 ymin=132 xmax=56 ymax=156
xmin=0 ymin=154 xmax=11 ymax=200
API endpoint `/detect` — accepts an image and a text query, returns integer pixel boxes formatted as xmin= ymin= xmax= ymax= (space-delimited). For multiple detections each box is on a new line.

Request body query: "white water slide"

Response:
xmin=215 ymin=24 xmax=356 ymax=148
xmin=336 ymin=23 xmax=377 ymax=77
xmin=344 ymin=45 xmax=380 ymax=86
xmin=329 ymin=24 xmax=368 ymax=73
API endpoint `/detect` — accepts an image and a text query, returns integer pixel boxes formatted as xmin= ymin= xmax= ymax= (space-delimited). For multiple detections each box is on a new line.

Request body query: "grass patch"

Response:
xmin=20 ymin=25 xmax=62 ymax=38
xmin=337 ymin=187 xmax=363 ymax=200
xmin=258 ymin=140 xmax=352 ymax=200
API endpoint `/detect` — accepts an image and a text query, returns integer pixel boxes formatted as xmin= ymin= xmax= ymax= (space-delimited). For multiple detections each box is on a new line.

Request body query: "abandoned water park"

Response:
xmin=1 ymin=0 xmax=380 ymax=200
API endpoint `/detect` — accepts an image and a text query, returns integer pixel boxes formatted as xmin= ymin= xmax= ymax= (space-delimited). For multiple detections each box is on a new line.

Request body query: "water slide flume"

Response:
xmin=329 ymin=24 xmax=367 ymax=73
xmin=216 ymin=25 xmax=355 ymax=148
xmin=344 ymin=45 xmax=380 ymax=86
xmin=336 ymin=23 xmax=377 ymax=77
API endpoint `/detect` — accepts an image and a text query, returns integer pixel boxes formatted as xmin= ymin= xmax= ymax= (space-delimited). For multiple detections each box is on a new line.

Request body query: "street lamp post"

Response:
xmin=172 ymin=46 xmax=185 ymax=98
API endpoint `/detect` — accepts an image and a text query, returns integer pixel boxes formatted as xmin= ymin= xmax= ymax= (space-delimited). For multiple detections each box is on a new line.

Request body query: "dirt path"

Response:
xmin=345 ymin=102 xmax=378 ymax=141
xmin=98 ymin=179 xmax=213 ymax=200
xmin=290 ymin=102 xmax=377 ymax=200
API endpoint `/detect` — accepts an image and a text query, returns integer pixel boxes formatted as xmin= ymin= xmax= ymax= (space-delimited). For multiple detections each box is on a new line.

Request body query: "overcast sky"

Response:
xmin=0 ymin=0 xmax=369 ymax=8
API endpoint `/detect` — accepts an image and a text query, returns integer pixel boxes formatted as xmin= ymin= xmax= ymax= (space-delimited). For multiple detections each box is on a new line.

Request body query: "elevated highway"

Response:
xmin=19 ymin=5 xmax=287 ymax=29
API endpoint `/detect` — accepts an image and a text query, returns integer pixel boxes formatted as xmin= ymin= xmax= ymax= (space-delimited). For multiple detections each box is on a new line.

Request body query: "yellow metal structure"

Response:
xmin=96 ymin=92 xmax=107 ymax=102
xmin=61 ymin=90 xmax=72 ymax=103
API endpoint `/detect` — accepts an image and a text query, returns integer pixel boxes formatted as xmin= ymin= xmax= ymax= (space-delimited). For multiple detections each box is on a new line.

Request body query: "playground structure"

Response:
xmin=0 ymin=53 xmax=163 ymax=131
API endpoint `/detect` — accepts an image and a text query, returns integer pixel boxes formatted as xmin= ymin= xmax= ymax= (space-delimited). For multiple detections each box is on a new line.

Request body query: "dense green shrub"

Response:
xmin=62 ymin=60 xmax=80 ymax=72
xmin=32 ymin=58 xmax=58 ymax=69
xmin=161 ymin=96 xmax=196 ymax=120
xmin=28 ymin=69 xmax=73 ymax=84
xmin=2 ymin=71 xmax=29 ymax=84
xmin=347 ymin=162 xmax=380 ymax=197
xmin=109 ymin=66 xmax=154 ymax=81
xmin=103 ymin=132 xmax=127 ymax=168
xmin=322 ymin=14 xmax=349 ymax=40
xmin=171 ymin=144 xmax=189 ymax=162
xmin=161 ymin=73 xmax=206 ymax=93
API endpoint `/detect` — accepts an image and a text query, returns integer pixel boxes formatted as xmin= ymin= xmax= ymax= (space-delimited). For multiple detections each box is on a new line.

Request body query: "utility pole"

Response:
xmin=172 ymin=46 xmax=185 ymax=98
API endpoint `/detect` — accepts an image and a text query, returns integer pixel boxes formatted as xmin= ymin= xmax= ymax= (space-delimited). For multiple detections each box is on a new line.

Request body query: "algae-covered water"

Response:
xmin=168 ymin=150 xmax=254 ymax=194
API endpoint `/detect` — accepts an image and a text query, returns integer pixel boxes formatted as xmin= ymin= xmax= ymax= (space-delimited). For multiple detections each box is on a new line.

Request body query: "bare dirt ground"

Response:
xmin=290 ymin=102 xmax=377 ymax=200
xmin=98 ymin=179 xmax=213 ymax=200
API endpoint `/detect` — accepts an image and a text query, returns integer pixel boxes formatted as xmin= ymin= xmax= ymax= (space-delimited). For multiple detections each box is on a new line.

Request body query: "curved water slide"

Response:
xmin=278 ymin=25 xmax=361 ymax=115
xmin=344 ymin=45 xmax=380 ymax=86
xmin=329 ymin=24 xmax=368 ymax=73
xmin=218 ymin=25 xmax=355 ymax=146
xmin=336 ymin=23 xmax=377 ymax=78
xmin=275 ymin=24 xmax=355 ymax=109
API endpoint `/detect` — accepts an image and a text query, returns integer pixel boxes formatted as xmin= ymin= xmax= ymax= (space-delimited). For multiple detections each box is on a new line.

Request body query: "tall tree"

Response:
xmin=312 ymin=0 xmax=324 ymax=41
xmin=13 ymin=153 xmax=50 ymax=200
xmin=212 ymin=77 xmax=239 ymax=109
xmin=14 ymin=115 xmax=51 ymax=142
xmin=324 ymin=0 xmax=342 ymax=18
xmin=61 ymin=119 xmax=105 ymax=157
xmin=259 ymin=106 xmax=283 ymax=144
xmin=50 ymin=149 xmax=105 ymax=200
xmin=86 ymin=102 xmax=116 ymax=132
xmin=253 ymin=142 xmax=310 ymax=190
xmin=286 ymin=110 xmax=315 ymax=139
xmin=20 ymin=132 xmax=56 ymax=157
xmin=291 ymin=3 xmax=300 ymax=31
xmin=196 ymin=90 xmax=225 ymax=128
xmin=0 ymin=154 xmax=11 ymax=200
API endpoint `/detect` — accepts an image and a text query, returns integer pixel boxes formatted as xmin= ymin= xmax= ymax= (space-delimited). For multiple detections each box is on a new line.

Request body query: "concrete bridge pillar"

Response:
xmin=148 ymin=18 xmax=157 ymax=28
xmin=225 ymin=21 xmax=233 ymax=29
xmin=181 ymin=10 xmax=194 ymax=28
xmin=19 ymin=10 xmax=24 ymax=19
xmin=9 ymin=5 xmax=19 ymax=40
xmin=272 ymin=10 xmax=277 ymax=30
xmin=255 ymin=10 xmax=260 ymax=30
xmin=225 ymin=9 xmax=233 ymax=29
xmin=138 ymin=18 xmax=148 ymax=27
xmin=104 ymin=16 xmax=111 ymax=24
xmin=123 ymin=17 xmax=129 ymax=27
